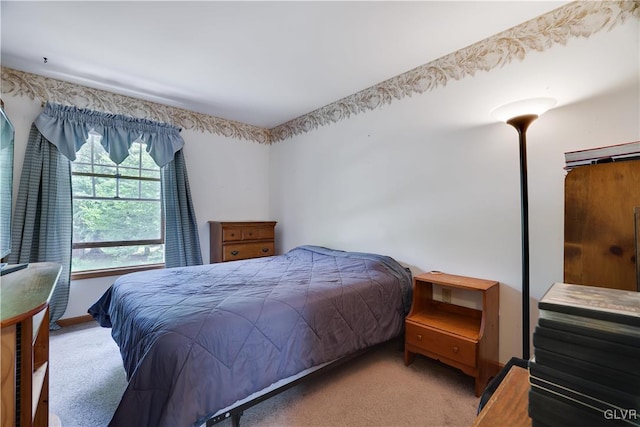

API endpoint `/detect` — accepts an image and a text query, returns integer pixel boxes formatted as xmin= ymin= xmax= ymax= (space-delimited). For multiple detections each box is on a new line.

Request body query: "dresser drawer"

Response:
xmin=223 ymin=242 xmax=275 ymax=261
xmin=223 ymin=226 xmax=275 ymax=242
xmin=222 ymin=228 xmax=243 ymax=242
xmin=242 ymin=226 xmax=274 ymax=240
xmin=405 ymin=321 xmax=476 ymax=367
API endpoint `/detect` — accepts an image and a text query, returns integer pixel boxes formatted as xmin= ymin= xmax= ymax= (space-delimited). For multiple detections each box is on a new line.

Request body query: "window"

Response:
xmin=71 ymin=136 xmax=164 ymax=275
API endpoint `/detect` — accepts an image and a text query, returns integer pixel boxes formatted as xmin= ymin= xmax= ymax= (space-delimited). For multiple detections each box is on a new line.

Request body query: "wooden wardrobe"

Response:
xmin=564 ymin=160 xmax=640 ymax=291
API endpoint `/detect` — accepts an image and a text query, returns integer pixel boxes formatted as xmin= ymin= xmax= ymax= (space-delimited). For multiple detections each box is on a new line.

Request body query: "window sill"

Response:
xmin=71 ymin=263 xmax=165 ymax=281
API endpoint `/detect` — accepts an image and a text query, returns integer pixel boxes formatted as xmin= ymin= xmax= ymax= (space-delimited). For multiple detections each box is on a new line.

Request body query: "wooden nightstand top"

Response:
xmin=415 ymin=272 xmax=499 ymax=291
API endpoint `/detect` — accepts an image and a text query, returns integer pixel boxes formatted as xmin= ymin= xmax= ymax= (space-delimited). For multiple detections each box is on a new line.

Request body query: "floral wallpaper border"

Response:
xmin=1 ymin=68 xmax=272 ymax=144
xmin=270 ymin=1 xmax=639 ymax=142
xmin=2 ymin=1 xmax=638 ymax=145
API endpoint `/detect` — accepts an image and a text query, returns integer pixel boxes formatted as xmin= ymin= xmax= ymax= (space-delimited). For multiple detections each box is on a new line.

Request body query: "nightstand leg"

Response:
xmin=474 ymin=377 xmax=483 ymax=397
xmin=404 ymin=350 xmax=415 ymax=366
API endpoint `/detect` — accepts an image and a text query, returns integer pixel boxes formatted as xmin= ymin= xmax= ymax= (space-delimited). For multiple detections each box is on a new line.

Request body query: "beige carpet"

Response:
xmin=228 ymin=341 xmax=480 ymax=427
xmin=50 ymin=322 xmax=480 ymax=427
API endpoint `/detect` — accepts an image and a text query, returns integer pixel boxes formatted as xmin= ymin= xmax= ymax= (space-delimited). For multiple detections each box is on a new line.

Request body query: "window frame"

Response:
xmin=70 ymin=140 xmax=165 ymax=279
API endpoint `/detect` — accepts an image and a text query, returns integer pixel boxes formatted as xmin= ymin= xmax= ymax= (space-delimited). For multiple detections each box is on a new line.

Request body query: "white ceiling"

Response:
xmin=1 ymin=1 xmax=569 ymax=128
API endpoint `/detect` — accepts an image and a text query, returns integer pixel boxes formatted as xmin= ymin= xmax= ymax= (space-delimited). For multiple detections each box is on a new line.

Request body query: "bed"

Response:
xmin=89 ymin=245 xmax=412 ymax=427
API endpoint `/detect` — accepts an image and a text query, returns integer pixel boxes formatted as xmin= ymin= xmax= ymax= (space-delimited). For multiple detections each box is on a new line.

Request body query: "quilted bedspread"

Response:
xmin=89 ymin=245 xmax=412 ymax=427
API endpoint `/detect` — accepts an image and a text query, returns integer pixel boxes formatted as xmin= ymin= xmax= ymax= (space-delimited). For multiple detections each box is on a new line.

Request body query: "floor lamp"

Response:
xmin=492 ymin=97 xmax=556 ymax=360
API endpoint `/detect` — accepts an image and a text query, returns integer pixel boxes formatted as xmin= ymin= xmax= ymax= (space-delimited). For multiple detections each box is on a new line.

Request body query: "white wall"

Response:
xmin=269 ymin=22 xmax=640 ymax=362
xmin=2 ymin=94 xmax=271 ymax=319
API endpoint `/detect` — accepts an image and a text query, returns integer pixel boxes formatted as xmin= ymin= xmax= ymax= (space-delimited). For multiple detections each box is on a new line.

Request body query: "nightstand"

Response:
xmin=404 ymin=272 xmax=499 ymax=397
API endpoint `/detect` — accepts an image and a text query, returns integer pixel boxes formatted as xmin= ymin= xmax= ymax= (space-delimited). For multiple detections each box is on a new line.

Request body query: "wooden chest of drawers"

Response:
xmin=209 ymin=221 xmax=277 ymax=263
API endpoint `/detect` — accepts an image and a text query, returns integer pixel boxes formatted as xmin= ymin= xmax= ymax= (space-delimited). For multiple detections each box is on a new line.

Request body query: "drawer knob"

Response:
xmin=231 ymin=250 xmax=239 ymax=256
xmin=452 ymin=346 xmax=459 ymax=353
xmin=262 ymin=248 xmax=269 ymax=253
xmin=417 ymin=334 xmax=422 ymax=341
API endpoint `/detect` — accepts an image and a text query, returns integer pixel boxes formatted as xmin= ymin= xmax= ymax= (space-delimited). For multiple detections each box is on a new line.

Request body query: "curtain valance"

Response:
xmin=34 ymin=102 xmax=184 ymax=167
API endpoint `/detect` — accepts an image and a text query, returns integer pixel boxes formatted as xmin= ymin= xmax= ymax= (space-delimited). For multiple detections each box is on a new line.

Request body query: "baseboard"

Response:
xmin=57 ymin=314 xmax=93 ymax=327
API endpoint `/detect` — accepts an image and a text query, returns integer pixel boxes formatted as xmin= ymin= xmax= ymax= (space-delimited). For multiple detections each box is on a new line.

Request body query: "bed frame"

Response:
xmin=204 ymin=339 xmax=399 ymax=427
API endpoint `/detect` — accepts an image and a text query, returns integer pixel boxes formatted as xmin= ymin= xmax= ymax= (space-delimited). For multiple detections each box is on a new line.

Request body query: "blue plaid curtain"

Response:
xmin=35 ymin=102 xmax=184 ymax=167
xmin=9 ymin=125 xmax=72 ymax=329
xmin=11 ymin=105 xmax=202 ymax=328
xmin=162 ymin=150 xmax=202 ymax=267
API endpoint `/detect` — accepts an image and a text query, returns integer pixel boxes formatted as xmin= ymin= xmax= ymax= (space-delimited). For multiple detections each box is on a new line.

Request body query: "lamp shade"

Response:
xmin=491 ymin=97 xmax=556 ymax=122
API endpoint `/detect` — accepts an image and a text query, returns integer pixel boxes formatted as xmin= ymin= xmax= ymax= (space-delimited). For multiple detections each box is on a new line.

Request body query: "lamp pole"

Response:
xmin=492 ymin=97 xmax=555 ymax=360
xmin=505 ymin=114 xmax=538 ymax=360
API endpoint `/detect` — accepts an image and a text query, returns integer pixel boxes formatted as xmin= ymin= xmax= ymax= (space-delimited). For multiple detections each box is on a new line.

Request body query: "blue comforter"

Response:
xmin=89 ymin=246 xmax=412 ymax=427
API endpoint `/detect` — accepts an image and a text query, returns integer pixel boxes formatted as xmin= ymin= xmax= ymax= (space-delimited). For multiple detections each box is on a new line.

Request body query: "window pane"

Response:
xmin=120 ymin=177 xmax=143 ymax=199
xmin=72 ymin=175 xmax=94 ymax=197
xmin=72 ymin=162 xmax=92 ymax=173
xmin=93 ymin=176 xmax=117 ymax=198
xmin=141 ymin=168 xmax=160 ymax=179
xmin=120 ymin=152 xmax=139 ymax=169
xmin=118 ymin=165 xmax=140 ymax=178
xmin=73 ymin=199 xmax=162 ymax=243
xmin=94 ymin=164 xmax=116 ymax=176
xmin=140 ymin=180 xmax=161 ymax=199
xmin=71 ymin=244 xmax=164 ymax=272
xmin=94 ymin=150 xmax=113 ymax=166
xmin=141 ymin=153 xmax=158 ymax=170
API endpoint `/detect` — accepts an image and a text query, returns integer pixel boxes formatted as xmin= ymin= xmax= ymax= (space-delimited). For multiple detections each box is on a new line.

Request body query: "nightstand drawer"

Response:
xmin=405 ymin=321 xmax=476 ymax=367
xmin=223 ymin=242 xmax=274 ymax=261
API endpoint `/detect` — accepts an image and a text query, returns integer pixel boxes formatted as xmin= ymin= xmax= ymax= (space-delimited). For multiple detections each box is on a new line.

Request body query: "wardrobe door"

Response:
xmin=564 ymin=160 xmax=640 ymax=291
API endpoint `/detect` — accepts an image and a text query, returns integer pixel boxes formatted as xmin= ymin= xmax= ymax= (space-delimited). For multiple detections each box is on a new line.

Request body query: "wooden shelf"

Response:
xmin=409 ymin=305 xmax=482 ymax=341
xmin=418 ymin=272 xmax=498 ymax=291
xmin=1 ymin=262 xmax=60 ymax=427
xmin=32 ymin=363 xmax=47 ymax=419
